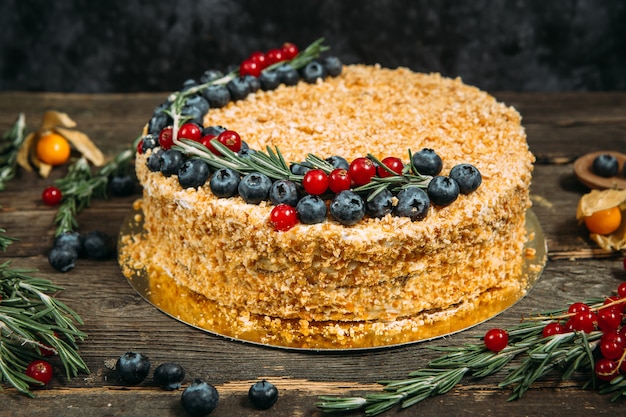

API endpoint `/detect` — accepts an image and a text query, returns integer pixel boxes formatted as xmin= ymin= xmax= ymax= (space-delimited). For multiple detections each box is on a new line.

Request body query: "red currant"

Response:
xmin=240 ymin=59 xmax=262 ymax=78
xmin=566 ymin=311 xmax=598 ymax=333
xmin=604 ymin=296 xmax=625 ymax=313
xmin=542 ymin=321 xmax=565 ymax=338
xmin=617 ymin=282 xmax=626 ymax=298
xmin=328 ymin=169 xmax=352 ymax=193
xmin=266 ymin=48 xmax=285 ymax=66
xmin=600 ymin=334 xmax=625 ymax=360
xmin=25 ymin=359 xmax=53 ymax=386
xmin=136 ymin=138 xmax=144 ymax=154
xmin=484 ymin=328 xmax=509 ymax=352
xmin=598 ymin=306 xmax=623 ymax=332
xmin=377 ymin=157 xmax=404 ymax=178
xmin=158 ymin=126 xmax=174 ymax=150
xmin=281 ymin=42 xmax=299 ymax=60
xmin=303 ymin=169 xmax=329 ymax=195
xmin=42 ymin=186 xmax=62 ymax=206
xmin=248 ymin=51 xmax=268 ymax=69
xmin=568 ymin=302 xmax=590 ymax=314
xmin=270 ymin=204 xmax=298 ymax=231
xmin=177 ymin=123 xmax=202 ymax=142
xmin=200 ymin=134 xmax=218 ymax=155
xmin=348 ymin=157 xmax=377 ymax=186
xmin=217 ymin=130 xmax=242 ymax=153
xmin=595 ymin=358 xmax=619 ymax=381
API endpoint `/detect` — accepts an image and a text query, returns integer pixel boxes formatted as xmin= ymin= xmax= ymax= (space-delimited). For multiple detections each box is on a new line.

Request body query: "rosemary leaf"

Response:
xmin=0 ymin=113 xmax=27 ymax=192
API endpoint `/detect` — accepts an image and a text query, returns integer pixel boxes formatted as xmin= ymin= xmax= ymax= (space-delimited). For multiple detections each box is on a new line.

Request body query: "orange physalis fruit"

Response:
xmin=36 ymin=132 xmax=71 ymax=166
xmin=584 ymin=206 xmax=622 ymax=235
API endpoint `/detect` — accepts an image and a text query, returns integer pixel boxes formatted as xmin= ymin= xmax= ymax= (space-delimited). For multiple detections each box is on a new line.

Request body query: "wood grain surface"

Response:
xmin=1 ymin=91 xmax=626 ymax=416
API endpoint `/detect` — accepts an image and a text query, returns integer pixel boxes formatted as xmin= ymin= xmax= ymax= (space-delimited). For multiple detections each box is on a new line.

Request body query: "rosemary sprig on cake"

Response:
xmin=317 ymin=284 xmax=626 ymax=416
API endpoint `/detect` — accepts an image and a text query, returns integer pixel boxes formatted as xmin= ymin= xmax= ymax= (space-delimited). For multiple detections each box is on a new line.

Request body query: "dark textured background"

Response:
xmin=1 ymin=0 xmax=625 ymax=93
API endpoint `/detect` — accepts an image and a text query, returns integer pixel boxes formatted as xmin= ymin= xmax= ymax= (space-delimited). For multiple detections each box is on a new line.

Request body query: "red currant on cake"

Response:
xmin=240 ymin=59 xmax=262 ymax=78
xmin=484 ymin=328 xmax=508 ymax=352
xmin=328 ymin=168 xmax=351 ymax=193
xmin=158 ymin=126 xmax=174 ymax=149
xmin=266 ymin=48 xmax=285 ymax=66
xmin=270 ymin=204 xmax=298 ymax=231
xmin=217 ymin=130 xmax=242 ymax=153
xmin=248 ymin=51 xmax=268 ymax=69
xmin=177 ymin=123 xmax=202 ymax=142
xmin=302 ymin=169 xmax=329 ymax=195
xmin=348 ymin=157 xmax=377 ymax=186
xmin=280 ymin=42 xmax=299 ymax=60
xmin=25 ymin=359 xmax=53 ymax=386
xmin=377 ymin=157 xmax=404 ymax=178
xmin=42 ymin=186 xmax=62 ymax=206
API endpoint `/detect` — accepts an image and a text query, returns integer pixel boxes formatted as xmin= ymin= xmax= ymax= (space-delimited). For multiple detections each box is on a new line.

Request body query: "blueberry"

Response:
xmin=199 ymin=69 xmax=224 ymax=84
xmin=238 ymin=172 xmax=272 ymax=204
xmin=276 ymin=64 xmax=299 ymax=86
xmin=330 ymin=190 xmax=366 ymax=226
xmin=269 ymin=179 xmax=299 ymax=206
xmin=326 ymin=155 xmax=349 ymax=170
xmin=181 ymin=104 xmax=205 ymax=126
xmin=153 ymin=363 xmax=185 ymax=390
xmin=203 ymin=84 xmax=230 ymax=109
xmin=48 ymin=245 xmax=78 ymax=272
xmin=301 ymin=60 xmax=327 ymax=84
xmin=592 ymin=154 xmax=619 ymax=177
xmin=160 ymin=149 xmax=185 ymax=177
xmin=412 ymin=148 xmax=443 ymax=176
xmin=427 ymin=176 xmax=460 ymax=207
xmin=146 ymin=150 xmax=163 ymax=172
xmin=244 ymin=75 xmax=260 ymax=93
xmin=202 ymin=125 xmax=227 ymax=137
xmin=209 ymin=168 xmax=240 ymax=198
xmin=449 ymin=164 xmax=482 ymax=194
xmin=323 ymin=56 xmax=343 ymax=77
xmin=181 ymin=379 xmax=219 ymax=417
xmin=393 ymin=187 xmax=430 ymax=221
xmin=248 ymin=380 xmax=278 ymax=410
xmin=141 ymin=134 xmax=159 ymax=153
xmin=178 ymin=159 xmax=211 ymax=189
xmin=116 ymin=351 xmax=151 ymax=385
xmin=226 ymin=76 xmax=250 ymax=101
xmin=147 ymin=111 xmax=172 ymax=135
xmin=296 ymin=195 xmax=327 ymax=224
xmin=290 ymin=162 xmax=312 ymax=176
xmin=53 ymin=231 xmax=84 ymax=257
xmin=108 ymin=174 xmax=136 ymax=197
xmin=259 ymin=70 xmax=280 ymax=91
xmin=181 ymin=78 xmax=198 ymax=91
xmin=366 ymin=189 xmax=394 ymax=218
xmin=237 ymin=141 xmax=254 ymax=158
xmin=183 ymin=95 xmax=210 ymax=117
xmin=83 ymin=230 xmax=115 ymax=260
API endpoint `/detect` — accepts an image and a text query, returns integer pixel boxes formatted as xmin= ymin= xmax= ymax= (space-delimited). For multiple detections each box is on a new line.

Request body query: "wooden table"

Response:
xmin=1 ymin=91 xmax=626 ymax=416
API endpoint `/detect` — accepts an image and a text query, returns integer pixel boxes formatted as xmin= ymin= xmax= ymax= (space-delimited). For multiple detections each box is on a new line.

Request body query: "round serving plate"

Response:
xmin=118 ymin=207 xmax=547 ymax=351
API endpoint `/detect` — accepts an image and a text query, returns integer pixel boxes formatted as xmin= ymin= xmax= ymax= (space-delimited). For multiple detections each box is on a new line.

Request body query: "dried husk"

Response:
xmin=576 ymin=189 xmax=626 ymax=250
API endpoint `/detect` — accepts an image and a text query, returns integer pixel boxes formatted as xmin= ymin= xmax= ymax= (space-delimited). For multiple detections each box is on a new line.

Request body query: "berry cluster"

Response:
xmin=592 ymin=153 xmax=624 ymax=178
xmin=115 ymin=351 xmax=278 ymax=415
xmin=48 ymin=230 xmax=115 ymax=272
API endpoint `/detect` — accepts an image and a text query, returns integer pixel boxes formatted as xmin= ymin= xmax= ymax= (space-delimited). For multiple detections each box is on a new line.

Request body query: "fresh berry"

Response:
xmin=297 ymin=195 xmax=327 ymax=224
xmin=199 ymin=69 xmax=224 ymax=84
xmin=600 ymin=333 xmax=625 ymax=360
xmin=181 ymin=379 xmax=219 ymax=416
xmin=618 ymin=282 xmax=626 ymax=298
xmin=280 ymin=42 xmax=299 ymax=60
xmin=209 ymin=168 xmax=240 ymax=198
xmin=158 ymin=126 xmax=174 ymax=150
xmin=301 ymin=61 xmax=326 ymax=84
xmin=53 ymin=231 xmax=84 ymax=257
xmin=36 ymin=132 xmax=71 ymax=166
xmin=592 ymin=154 xmax=619 ymax=177
xmin=203 ymin=85 xmax=231 ymax=108
xmin=269 ymin=179 xmax=299 ymax=206
xmin=42 ymin=186 xmax=62 ymax=206
xmin=244 ymin=75 xmax=261 ymax=93
xmin=366 ymin=189 xmax=394 ymax=218
xmin=146 ymin=150 xmax=163 ymax=172
xmin=584 ymin=206 xmax=622 ymax=235
xmin=160 ymin=150 xmax=185 ymax=177
xmin=276 ymin=64 xmax=299 ymax=86
xmin=181 ymin=97 xmax=208 ymax=125
xmin=184 ymin=95 xmax=209 ymax=115
xmin=217 ymin=130 xmax=242 ymax=153
xmin=147 ymin=111 xmax=172 ymax=136
xmin=290 ymin=162 xmax=312 ymax=176
xmin=303 ymin=169 xmax=329 ymax=195
xmin=48 ymin=245 xmax=78 ymax=272
xmin=200 ymin=134 xmax=218 ymax=155
xmin=393 ymin=187 xmax=430 ymax=221
xmin=116 ymin=352 xmax=150 ymax=385
xmin=226 ymin=76 xmax=251 ymax=101
xmin=595 ymin=358 xmax=619 ymax=381
xmin=411 ymin=149 xmax=442 ymax=176
xmin=181 ymin=79 xmax=198 ymax=91
xmin=259 ymin=70 xmax=280 ymax=91
xmin=568 ymin=302 xmax=590 ymax=314
xmin=248 ymin=51 xmax=268 ymax=69
xmin=597 ymin=307 xmax=622 ymax=331
xmin=178 ymin=159 xmax=211 ymax=189
xmin=270 ymin=204 xmax=298 ymax=231
xmin=348 ymin=157 xmax=377 ymax=186
xmin=330 ymin=190 xmax=366 ymax=226
xmin=177 ymin=123 xmax=203 ymax=142
xmin=266 ymin=48 xmax=285 ymax=65
xmin=25 ymin=359 xmax=53 ymax=386
xmin=377 ymin=157 xmax=404 ymax=178
xmin=565 ymin=311 xmax=598 ymax=333
xmin=202 ymin=126 xmax=228 ymax=137
xmin=427 ymin=176 xmax=460 ymax=207
xmin=238 ymin=172 xmax=272 ymax=204
xmin=83 ymin=230 xmax=115 ymax=260
xmin=108 ymin=174 xmax=136 ymax=197
xmin=449 ymin=164 xmax=482 ymax=194
xmin=484 ymin=328 xmax=508 ymax=352
xmin=248 ymin=380 xmax=279 ymax=410
xmin=323 ymin=56 xmax=343 ymax=77
xmin=240 ymin=59 xmax=262 ymax=78
xmin=328 ymin=168 xmax=351 ymax=193
xmin=326 ymin=156 xmax=350 ymax=170
xmin=153 ymin=362 xmax=185 ymax=390
xmin=141 ymin=134 xmax=159 ymax=153
xmin=542 ymin=322 xmax=565 ymax=338
xmin=238 ymin=141 xmax=255 ymax=158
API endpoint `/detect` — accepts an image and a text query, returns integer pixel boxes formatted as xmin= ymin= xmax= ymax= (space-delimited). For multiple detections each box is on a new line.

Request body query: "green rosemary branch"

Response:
xmin=317 ymin=300 xmax=626 ymax=416
xmin=0 ymin=228 xmax=18 ymax=252
xmin=0 ymin=236 xmax=88 ymax=397
xmin=0 ymin=113 xmax=27 ymax=191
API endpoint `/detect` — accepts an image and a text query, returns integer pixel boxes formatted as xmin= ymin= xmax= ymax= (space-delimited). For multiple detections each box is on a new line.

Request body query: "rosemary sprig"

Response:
xmin=317 ymin=300 xmax=626 ymax=416
xmin=0 ymin=228 xmax=18 ymax=252
xmin=0 ymin=238 xmax=88 ymax=397
xmin=0 ymin=113 xmax=27 ymax=191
